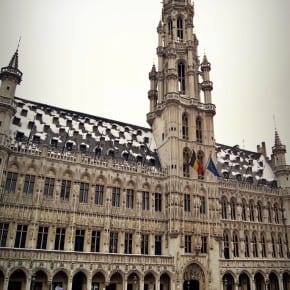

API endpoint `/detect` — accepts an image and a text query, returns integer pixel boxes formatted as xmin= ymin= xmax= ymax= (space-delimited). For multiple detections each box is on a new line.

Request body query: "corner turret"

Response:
xmin=271 ymin=130 xmax=290 ymax=188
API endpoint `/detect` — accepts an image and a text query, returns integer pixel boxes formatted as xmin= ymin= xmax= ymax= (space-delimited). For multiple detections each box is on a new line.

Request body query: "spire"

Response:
xmin=0 ymin=45 xmax=23 ymax=84
xmin=274 ymin=129 xmax=283 ymax=147
xmin=201 ymin=54 xmax=211 ymax=72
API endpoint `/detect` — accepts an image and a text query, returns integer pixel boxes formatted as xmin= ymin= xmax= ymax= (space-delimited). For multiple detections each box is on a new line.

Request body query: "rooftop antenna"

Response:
xmin=242 ymin=138 xmax=245 ymax=149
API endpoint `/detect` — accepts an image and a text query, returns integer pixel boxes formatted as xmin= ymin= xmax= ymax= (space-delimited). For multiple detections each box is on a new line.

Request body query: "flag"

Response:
xmin=207 ymin=156 xmax=220 ymax=177
xmin=189 ymin=150 xmax=204 ymax=175
xmin=189 ymin=150 xmax=196 ymax=167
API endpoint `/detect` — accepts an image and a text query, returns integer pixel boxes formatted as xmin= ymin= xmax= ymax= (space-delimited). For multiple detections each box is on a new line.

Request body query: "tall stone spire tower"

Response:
xmin=147 ymin=0 xmax=216 ymax=180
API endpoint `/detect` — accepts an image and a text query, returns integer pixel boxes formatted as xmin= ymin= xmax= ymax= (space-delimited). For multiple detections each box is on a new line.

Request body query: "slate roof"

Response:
xmin=11 ymin=97 xmax=160 ymax=168
xmin=10 ymin=97 xmax=276 ymax=187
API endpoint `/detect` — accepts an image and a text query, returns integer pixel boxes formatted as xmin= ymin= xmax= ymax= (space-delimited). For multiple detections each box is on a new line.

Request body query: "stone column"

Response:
xmin=87 ymin=276 xmax=92 ymax=290
xmin=3 ymin=277 xmax=9 ymax=290
xmin=26 ymin=276 xmax=32 ymax=290
xmin=67 ymin=278 xmax=73 ymax=290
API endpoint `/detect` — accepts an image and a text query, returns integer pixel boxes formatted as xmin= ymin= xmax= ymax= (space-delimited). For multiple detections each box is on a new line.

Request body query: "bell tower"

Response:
xmin=147 ymin=0 xmax=216 ymax=180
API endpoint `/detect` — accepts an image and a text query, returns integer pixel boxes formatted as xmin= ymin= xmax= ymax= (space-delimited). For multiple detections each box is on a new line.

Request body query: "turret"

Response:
xmin=200 ymin=54 xmax=213 ymax=105
xmin=148 ymin=65 xmax=158 ymax=115
xmin=0 ymin=49 xmax=22 ymax=100
xmin=271 ymin=130 xmax=290 ymax=188
xmin=0 ymin=49 xmax=22 ymax=137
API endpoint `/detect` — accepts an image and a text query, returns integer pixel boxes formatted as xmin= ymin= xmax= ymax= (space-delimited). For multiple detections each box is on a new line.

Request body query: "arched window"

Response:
xmin=196 ymin=117 xmax=203 ymax=143
xmin=252 ymin=233 xmax=258 ymax=257
xmin=244 ymin=232 xmax=250 ymax=257
xmin=233 ymin=231 xmax=239 ymax=257
xmin=241 ymin=199 xmax=247 ymax=221
xmin=221 ymin=196 xmax=228 ymax=219
xmin=274 ymin=203 xmax=279 ymax=224
xmin=278 ymin=235 xmax=284 ymax=258
xmin=177 ymin=17 xmax=183 ymax=40
xmin=223 ymin=231 xmax=230 ymax=259
xmin=230 ymin=197 xmax=236 ymax=220
xmin=261 ymin=234 xmax=267 ymax=257
xmin=183 ymin=148 xmax=190 ymax=178
xmin=268 ymin=202 xmax=272 ymax=223
xmin=257 ymin=201 xmax=263 ymax=222
xmin=178 ymin=62 xmax=185 ymax=92
xmin=272 ymin=233 xmax=276 ymax=257
xmin=168 ymin=19 xmax=173 ymax=38
xmin=249 ymin=200 xmax=255 ymax=222
xmin=182 ymin=113 xmax=189 ymax=140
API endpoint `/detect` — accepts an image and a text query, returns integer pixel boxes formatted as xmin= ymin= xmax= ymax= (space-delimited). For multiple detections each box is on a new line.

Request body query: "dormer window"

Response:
xmin=66 ymin=141 xmax=73 ymax=151
xmin=80 ymin=144 xmax=87 ymax=153
xmin=16 ymin=131 xmax=24 ymax=141
xmin=108 ymin=148 xmax=115 ymax=158
xmin=51 ymin=138 xmax=58 ymax=148
xmin=95 ymin=147 xmax=102 ymax=156
xmin=12 ymin=117 xmax=20 ymax=125
xmin=32 ymin=135 xmax=40 ymax=144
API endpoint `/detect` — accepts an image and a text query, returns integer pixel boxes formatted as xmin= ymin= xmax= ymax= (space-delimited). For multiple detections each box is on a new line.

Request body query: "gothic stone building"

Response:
xmin=0 ymin=1 xmax=290 ymax=290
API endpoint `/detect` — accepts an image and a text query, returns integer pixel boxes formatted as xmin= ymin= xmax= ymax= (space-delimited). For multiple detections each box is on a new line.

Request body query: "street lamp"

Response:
xmin=223 ymin=278 xmax=228 ymax=290
xmin=187 ymin=280 xmax=190 ymax=290
xmin=133 ymin=275 xmax=137 ymax=290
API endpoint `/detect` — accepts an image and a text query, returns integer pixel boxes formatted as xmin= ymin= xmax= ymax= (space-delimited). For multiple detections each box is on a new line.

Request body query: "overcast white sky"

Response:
xmin=0 ymin=0 xmax=289 ymax=163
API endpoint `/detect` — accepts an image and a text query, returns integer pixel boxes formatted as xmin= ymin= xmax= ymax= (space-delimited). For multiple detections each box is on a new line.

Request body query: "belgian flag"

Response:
xmin=189 ymin=150 xmax=203 ymax=175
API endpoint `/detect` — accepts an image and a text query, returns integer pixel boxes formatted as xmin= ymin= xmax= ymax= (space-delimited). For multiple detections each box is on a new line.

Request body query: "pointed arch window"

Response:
xmin=196 ymin=117 xmax=203 ymax=143
xmin=274 ymin=203 xmax=279 ymax=224
xmin=278 ymin=235 xmax=284 ymax=258
xmin=261 ymin=234 xmax=267 ymax=257
xmin=249 ymin=200 xmax=255 ymax=222
xmin=272 ymin=233 xmax=276 ymax=257
xmin=178 ymin=62 xmax=185 ymax=93
xmin=268 ymin=202 xmax=272 ymax=223
xmin=182 ymin=113 xmax=189 ymax=140
xmin=221 ymin=196 xmax=228 ymax=219
xmin=177 ymin=17 xmax=184 ymax=40
xmin=252 ymin=233 xmax=258 ymax=257
xmin=241 ymin=199 xmax=247 ymax=221
xmin=233 ymin=232 xmax=239 ymax=257
xmin=244 ymin=233 xmax=250 ymax=257
xmin=183 ymin=148 xmax=190 ymax=178
xmin=223 ymin=232 xmax=230 ymax=259
xmin=230 ymin=197 xmax=236 ymax=220
xmin=257 ymin=201 xmax=263 ymax=222
xmin=168 ymin=19 xmax=173 ymax=38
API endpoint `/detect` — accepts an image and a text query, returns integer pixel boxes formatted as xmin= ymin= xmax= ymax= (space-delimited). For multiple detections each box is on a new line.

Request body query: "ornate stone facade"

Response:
xmin=0 ymin=1 xmax=289 ymax=290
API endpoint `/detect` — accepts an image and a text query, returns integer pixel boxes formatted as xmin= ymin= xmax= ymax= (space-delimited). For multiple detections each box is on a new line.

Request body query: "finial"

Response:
xmin=16 ymin=37 xmax=22 ymax=52
xmin=272 ymin=114 xmax=277 ymax=130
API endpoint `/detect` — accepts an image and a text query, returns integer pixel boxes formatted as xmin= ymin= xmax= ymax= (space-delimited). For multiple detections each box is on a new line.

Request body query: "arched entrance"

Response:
xmin=52 ymin=271 xmax=68 ymax=290
xmin=222 ymin=273 xmax=234 ymax=290
xmin=127 ymin=272 xmax=139 ymax=290
xmin=8 ymin=269 xmax=27 ymax=290
xmin=31 ymin=270 xmax=48 ymax=290
xmin=160 ymin=273 xmax=170 ymax=290
xmin=254 ymin=273 xmax=265 ymax=290
xmin=239 ymin=273 xmax=250 ymax=290
xmin=92 ymin=272 xmax=106 ymax=290
xmin=183 ymin=263 xmax=205 ymax=290
xmin=269 ymin=272 xmax=279 ymax=290
xmin=283 ymin=272 xmax=290 ymax=290
xmin=144 ymin=272 xmax=156 ymax=290
xmin=72 ymin=272 xmax=87 ymax=290
xmin=108 ymin=272 xmax=123 ymax=290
